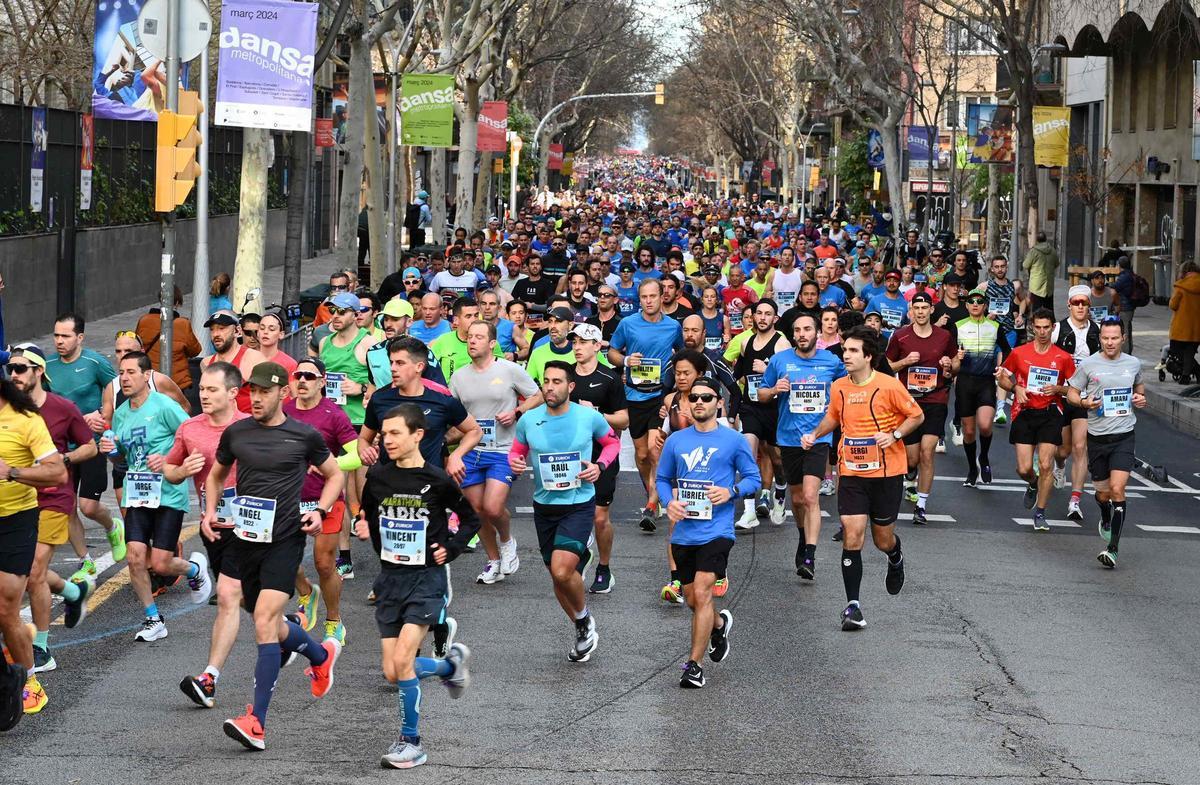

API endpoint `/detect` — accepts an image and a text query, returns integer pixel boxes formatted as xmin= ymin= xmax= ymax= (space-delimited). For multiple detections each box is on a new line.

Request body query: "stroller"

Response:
xmin=1157 ymin=343 xmax=1196 ymax=383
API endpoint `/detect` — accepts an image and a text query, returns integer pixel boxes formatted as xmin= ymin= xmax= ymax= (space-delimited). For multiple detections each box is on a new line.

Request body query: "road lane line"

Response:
xmin=1136 ymin=525 xmax=1200 ymax=534
xmin=1012 ymin=517 xmax=1081 ymax=528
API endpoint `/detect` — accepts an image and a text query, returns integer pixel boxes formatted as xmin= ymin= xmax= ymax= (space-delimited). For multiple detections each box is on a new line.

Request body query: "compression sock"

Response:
xmin=916 ymin=492 xmax=929 ymax=510
xmin=397 ymin=678 xmax=421 ymax=741
xmin=773 ymin=480 xmax=787 ymax=505
xmin=60 ymin=579 xmax=81 ymax=603
xmin=1097 ymin=495 xmax=1113 ymax=526
xmin=338 ymin=549 xmax=351 ymax=564
xmin=414 ymin=657 xmax=453 ymax=679
xmin=1108 ymin=502 xmax=1127 ymax=553
xmin=841 ymin=549 xmax=863 ymax=603
xmin=252 ymin=643 xmax=282 ymax=724
xmin=34 ymin=630 xmax=48 ymax=649
xmin=282 ymin=619 xmax=328 ymax=666
xmin=979 ymin=434 xmax=992 ymax=466
xmin=963 ymin=441 xmax=978 ymax=473
xmin=145 ymin=602 xmax=160 ymax=620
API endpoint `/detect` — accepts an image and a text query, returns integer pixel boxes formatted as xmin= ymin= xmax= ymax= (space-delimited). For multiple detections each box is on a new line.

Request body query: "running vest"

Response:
xmin=1054 ymin=317 xmax=1099 ymax=362
xmin=231 ymin=346 xmax=252 ymax=413
xmin=735 ymin=331 xmax=782 ymax=406
xmin=321 ymin=328 xmax=371 ymax=425
xmin=110 ymin=372 xmax=159 ymax=410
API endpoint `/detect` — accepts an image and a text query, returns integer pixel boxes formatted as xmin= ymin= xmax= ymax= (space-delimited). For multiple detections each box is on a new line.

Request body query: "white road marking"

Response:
xmin=1136 ymin=525 xmax=1200 ymax=534
xmin=1013 ymin=517 xmax=1081 ymax=528
xmin=897 ymin=512 xmax=956 ymax=522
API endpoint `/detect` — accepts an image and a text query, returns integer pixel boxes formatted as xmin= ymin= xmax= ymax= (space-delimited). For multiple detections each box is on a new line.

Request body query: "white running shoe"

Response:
xmin=819 ymin=478 xmax=835 ymax=496
xmin=734 ymin=505 xmax=759 ymax=531
xmin=951 ymin=424 xmax=964 ymax=447
xmin=1067 ymin=499 xmax=1084 ymax=523
xmin=475 ymin=560 xmax=505 ymax=585
xmin=1053 ymin=466 xmax=1066 ymax=489
xmin=134 ymin=616 xmax=167 ymax=642
xmin=187 ymin=551 xmax=213 ymax=605
xmin=935 ymin=438 xmax=946 ymax=454
xmin=499 ymin=538 xmax=520 ymax=575
xmin=769 ymin=500 xmax=786 ymax=526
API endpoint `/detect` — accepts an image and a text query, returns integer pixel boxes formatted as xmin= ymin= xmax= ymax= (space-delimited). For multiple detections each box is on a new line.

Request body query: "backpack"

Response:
xmin=1130 ymin=273 xmax=1151 ymax=308
xmin=403 ymin=203 xmax=421 ymax=231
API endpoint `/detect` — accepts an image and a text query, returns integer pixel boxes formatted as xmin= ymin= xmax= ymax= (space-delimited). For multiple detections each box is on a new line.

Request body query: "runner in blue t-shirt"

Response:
xmin=759 ymin=312 xmax=846 ymax=580
xmin=655 ymin=377 xmax=759 ymax=689
xmin=509 ymin=361 xmax=620 ymax=664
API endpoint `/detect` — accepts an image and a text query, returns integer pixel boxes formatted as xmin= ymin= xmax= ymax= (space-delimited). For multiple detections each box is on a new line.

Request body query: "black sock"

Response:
xmin=1109 ymin=502 xmax=1127 ymax=552
xmin=979 ymin=434 xmax=992 ymax=466
xmin=887 ymin=534 xmax=903 ymax=565
xmin=670 ymin=568 xmax=680 ymax=583
xmin=338 ymin=549 xmax=351 ymax=563
xmin=597 ymin=563 xmax=609 ymax=573
xmin=964 ymin=441 xmax=978 ymax=472
xmin=1097 ymin=496 xmax=1113 ymax=526
xmin=841 ymin=549 xmax=863 ymax=603
xmin=797 ymin=527 xmax=807 ymax=549
xmin=905 ymin=467 xmax=918 ymax=482
xmin=805 ymin=543 xmax=816 ymax=559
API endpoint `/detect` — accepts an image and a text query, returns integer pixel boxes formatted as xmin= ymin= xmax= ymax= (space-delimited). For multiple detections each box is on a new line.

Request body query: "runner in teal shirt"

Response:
xmin=112 ymin=390 xmax=191 ymax=512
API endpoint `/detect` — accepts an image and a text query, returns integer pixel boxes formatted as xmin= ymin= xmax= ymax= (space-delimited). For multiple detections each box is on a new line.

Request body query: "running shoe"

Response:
xmin=1067 ymin=499 xmax=1084 ymax=523
xmin=335 ymin=558 xmax=354 ymax=580
xmin=1097 ymin=550 xmax=1117 ymax=569
xmin=680 ymin=660 xmax=705 ymax=688
xmin=935 ymin=438 xmax=946 ymax=454
xmin=180 ymin=673 xmax=216 ymax=708
xmin=712 ymin=577 xmax=728 ymax=597
xmin=755 ymin=490 xmax=771 ymax=519
xmin=381 ymin=739 xmax=427 ymax=769
xmin=993 ymin=405 xmax=1008 ymax=425
xmin=31 ymin=645 xmax=55 ymax=674
xmin=0 ymin=664 xmax=26 ymax=732
xmin=134 ymin=616 xmax=167 ymax=642
xmin=588 ymin=566 xmax=613 ymax=594
xmin=108 ymin=517 xmax=127 ymax=562
xmin=324 ymin=620 xmax=346 ymax=647
xmin=1098 ymin=517 xmax=1112 ymax=544
xmin=187 ymin=551 xmax=213 ymax=605
xmin=637 ymin=506 xmax=657 ymax=533
xmin=306 ymin=639 xmax=342 ymax=698
xmin=298 ymin=587 xmax=321 ymax=631
xmin=567 ymin=614 xmax=598 ymax=662
xmin=912 ymin=507 xmax=928 ymax=526
xmin=22 ymin=676 xmax=47 ymax=715
xmin=840 ymin=602 xmax=866 ymax=631
xmin=444 ymin=642 xmax=471 ymax=698
xmin=499 ymin=538 xmax=520 ymax=575
xmin=769 ymin=500 xmax=786 ymax=526
xmin=63 ymin=577 xmax=92 ymax=629
xmin=819 ymin=478 xmax=835 ymax=496
xmin=951 ymin=424 xmax=963 ymax=446
xmin=223 ymin=705 xmax=265 ymax=750
xmin=832 ymin=527 xmax=844 ymax=542
xmin=476 ymin=560 xmax=504 ymax=584
xmin=1033 ymin=512 xmax=1050 ymax=531
xmin=962 ymin=467 xmax=978 ymax=488
xmin=1053 ymin=466 xmax=1066 ymax=489
xmin=69 ymin=559 xmax=96 ymax=583
xmin=464 ymin=534 xmax=479 ymax=553
xmin=660 ymin=580 xmax=684 ymax=604
xmin=366 ymin=590 xmax=377 ymax=605
xmin=1022 ymin=482 xmax=1037 ymax=509
xmin=707 ymin=610 xmax=733 ymax=663
xmin=980 ymin=464 xmax=993 ymax=484
xmin=433 ymin=617 xmax=457 ymax=659
xmin=797 ymin=556 xmax=815 ymax=580
xmin=734 ymin=505 xmax=759 ymax=531
xmin=904 ymin=482 xmax=918 ymax=504
xmin=885 ymin=554 xmax=905 ymax=595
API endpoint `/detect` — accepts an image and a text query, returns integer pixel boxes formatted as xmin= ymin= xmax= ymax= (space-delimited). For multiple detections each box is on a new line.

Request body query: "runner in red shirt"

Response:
xmin=997 ymin=308 xmax=1076 ymax=530
xmin=720 ymin=266 xmax=758 ymax=337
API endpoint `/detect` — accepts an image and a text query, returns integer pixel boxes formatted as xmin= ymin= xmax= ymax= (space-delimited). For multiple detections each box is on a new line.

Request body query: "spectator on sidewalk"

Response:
xmin=1110 ymin=256 xmax=1137 ymax=352
xmin=1169 ymin=261 xmax=1200 ymax=384
xmin=209 ymin=272 xmax=232 ymax=314
xmin=134 ymin=285 xmax=202 ymax=390
xmin=1022 ymin=231 xmax=1060 ymax=318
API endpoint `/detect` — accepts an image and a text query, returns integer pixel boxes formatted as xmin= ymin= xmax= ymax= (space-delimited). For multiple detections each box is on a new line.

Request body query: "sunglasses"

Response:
xmin=327 ymin=306 xmax=356 ymax=316
xmin=966 ymin=297 xmax=987 ymax=305
xmin=115 ymin=330 xmax=139 ymax=339
xmin=292 ymin=371 xmax=322 ymax=381
xmin=1069 ymin=299 xmax=1090 ymax=306
xmin=687 ymin=393 xmax=718 ymax=403
xmin=404 ymin=278 xmax=421 ymax=284
xmin=6 ymin=363 xmax=32 ymax=374
xmin=330 ymin=284 xmax=349 ymax=291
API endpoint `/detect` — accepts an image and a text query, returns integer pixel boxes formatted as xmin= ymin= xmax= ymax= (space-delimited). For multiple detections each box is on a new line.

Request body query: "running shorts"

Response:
xmin=780 ymin=444 xmax=830 ymax=485
xmin=671 ymin=537 xmax=734 ymax=586
xmin=738 ymin=403 xmax=778 ymax=445
xmin=954 ymin=375 xmax=997 ymax=414
xmin=1087 ymin=431 xmax=1136 ymax=481
xmin=461 ymin=450 xmax=515 ymax=489
xmin=837 ymin=475 xmax=904 ymax=525
xmin=532 ymin=501 xmax=594 ymax=571
xmin=627 ymin=397 xmax=665 ymax=440
xmin=73 ymin=454 xmax=108 ymax=502
xmin=203 ymin=527 xmax=237 ymax=579
xmin=1009 ymin=408 xmax=1064 ymax=446
xmin=124 ymin=506 xmax=185 ymax=552
xmin=373 ymin=566 xmax=450 ymax=637
xmin=221 ymin=534 xmax=305 ymax=613
xmin=37 ymin=510 xmax=70 ymax=546
xmin=904 ymin=402 xmax=947 ymax=445
xmin=0 ymin=508 xmax=38 ymax=576
xmin=1062 ymin=402 xmax=1089 ymax=423
xmin=593 ymin=458 xmax=619 ymax=507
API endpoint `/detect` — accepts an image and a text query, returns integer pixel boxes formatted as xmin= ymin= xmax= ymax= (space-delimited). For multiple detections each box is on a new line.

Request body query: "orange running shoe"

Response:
xmin=712 ymin=578 xmax=729 ymax=598
xmin=305 ymin=639 xmax=342 ymax=698
xmin=223 ymin=705 xmax=265 ymax=750
xmin=22 ymin=676 xmax=47 ymax=714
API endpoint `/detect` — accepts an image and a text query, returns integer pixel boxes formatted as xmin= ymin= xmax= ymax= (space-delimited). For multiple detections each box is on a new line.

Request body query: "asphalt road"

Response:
xmin=5 ymin=410 xmax=1199 ymax=785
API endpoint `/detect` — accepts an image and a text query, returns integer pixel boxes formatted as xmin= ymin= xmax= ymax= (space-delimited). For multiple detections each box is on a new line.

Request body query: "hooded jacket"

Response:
xmin=1169 ymin=272 xmax=1200 ymax=342
xmin=1022 ymin=241 xmax=1060 ymax=298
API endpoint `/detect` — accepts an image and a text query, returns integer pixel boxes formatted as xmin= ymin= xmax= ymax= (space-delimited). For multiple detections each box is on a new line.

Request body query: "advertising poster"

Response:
xmin=400 ymin=73 xmax=455 ymax=147
xmin=967 ymin=103 xmax=1014 ymax=164
xmin=81 ymin=114 xmax=95 ymax=210
xmin=315 ymin=117 xmax=335 ymax=147
xmin=867 ymin=129 xmax=885 ymax=169
xmin=548 ymin=143 xmax=564 ymax=170
xmin=30 ymin=108 xmax=46 ymax=212
xmin=906 ymin=125 xmax=937 ymax=165
xmin=478 ymin=101 xmax=508 ymax=152
xmin=215 ymin=0 xmax=317 ymax=131
xmin=91 ymin=0 xmax=169 ymax=120
xmin=1032 ymin=106 xmax=1070 ymax=167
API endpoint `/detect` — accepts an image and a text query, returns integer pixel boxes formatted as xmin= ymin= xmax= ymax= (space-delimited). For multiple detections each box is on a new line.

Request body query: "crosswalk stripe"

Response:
xmin=1012 ymin=517 xmax=1081 ymax=528
xmin=897 ymin=512 xmax=956 ymax=522
xmin=1136 ymin=525 xmax=1200 ymax=534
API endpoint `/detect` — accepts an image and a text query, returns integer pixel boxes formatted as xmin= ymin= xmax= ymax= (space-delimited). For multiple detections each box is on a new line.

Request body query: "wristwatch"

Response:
xmin=313 ymin=506 xmax=328 ymax=517
xmin=892 ymin=429 xmax=903 ymax=442
xmin=63 ymin=455 xmax=72 ymax=469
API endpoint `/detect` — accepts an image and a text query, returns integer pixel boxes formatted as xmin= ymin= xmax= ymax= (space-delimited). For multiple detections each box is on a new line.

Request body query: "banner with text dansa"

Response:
xmin=400 ymin=74 xmax=455 ymax=147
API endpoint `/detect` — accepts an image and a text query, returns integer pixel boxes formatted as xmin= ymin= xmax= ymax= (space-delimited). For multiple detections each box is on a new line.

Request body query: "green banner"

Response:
xmin=400 ymin=74 xmax=455 ymax=147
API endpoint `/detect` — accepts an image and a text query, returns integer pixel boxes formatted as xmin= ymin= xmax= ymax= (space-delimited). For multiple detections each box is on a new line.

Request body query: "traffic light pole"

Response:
xmin=190 ymin=47 xmax=210 ymax=352
xmin=159 ymin=0 xmax=180 ymax=377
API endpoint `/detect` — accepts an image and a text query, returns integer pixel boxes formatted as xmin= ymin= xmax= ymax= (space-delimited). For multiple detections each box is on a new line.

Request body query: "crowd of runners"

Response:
xmin=0 ymin=156 xmax=1146 ymax=767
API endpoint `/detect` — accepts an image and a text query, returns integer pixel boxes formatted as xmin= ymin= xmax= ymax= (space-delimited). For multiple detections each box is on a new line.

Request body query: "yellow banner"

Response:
xmin=1032 ymin=106 xmax=1070 ymax=168
xmin=561 ymin=153 xmax=575 ymax=176
xmin=809 ymin=165 xmax=820 ymax=190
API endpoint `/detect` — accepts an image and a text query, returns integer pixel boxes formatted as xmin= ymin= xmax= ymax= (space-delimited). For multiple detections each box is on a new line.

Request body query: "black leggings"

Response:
xmin=1170 ymin=340 xmax=1200 ymax=381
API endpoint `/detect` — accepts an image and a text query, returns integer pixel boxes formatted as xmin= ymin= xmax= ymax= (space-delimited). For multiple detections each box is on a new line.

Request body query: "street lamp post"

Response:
xmin=508 ymin=132 xmax=522 ymax=218
xmin=797 ymin=123 xmax=826 ymax=221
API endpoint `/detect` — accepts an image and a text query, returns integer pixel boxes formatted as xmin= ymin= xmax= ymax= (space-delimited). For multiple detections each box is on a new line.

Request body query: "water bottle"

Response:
xmin=102 ymin=429 xmax=119 ymax=456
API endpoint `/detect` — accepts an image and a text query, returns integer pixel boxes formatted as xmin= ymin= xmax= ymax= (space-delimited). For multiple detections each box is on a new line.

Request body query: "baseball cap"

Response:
xmin=856 ymin=240 xmax=867 ymax=247
xmin=500 ymin=240 xmax=515 ymax=249
xmin=381 ymin=298 xmax=414 ymax=319
xmin=1088 ymin=269 xmax=1106 ymax=279
xmin=247 ymin=362 xmax=289 ymax=388
xmin=942 ymin=272 xmax=964 ymax=286
xmin=328 ymin=292 xmax=367 ymax=311
xmin=967 ymin=286 xmax=989 ymax=299
xmin=703 ymin=264 xmax=720 ymax=275
xmin=571 ymin=323 xmax=603 ymax=342
xmin=884 ymin=270 xmax=902 ymax=280
xmin=691 ymin=376 xmax=721 ymax=395
xmin=671 ymin=270 xmax=686 ymax=283
xmin=619 ymin=262 xmax=635 ymax=273
xmin=204 ymin=309 xmax=239 ymax=327
xmin=913 ymin=273 xmax=928 ymax=283
xmin=11 ymin=344 xmax=49 ymax=381
xmin=402 ymin=266 xmax=422 ymax=280
xmin=910 ymin=292 xmax=934 ymax=305
xmin=547 ymin=306 xmax=575 ymax=322
xmin=485 ymin=264 xmax=502 ymax=275
xmin=295 ymin=357 xmax=326 ymax=376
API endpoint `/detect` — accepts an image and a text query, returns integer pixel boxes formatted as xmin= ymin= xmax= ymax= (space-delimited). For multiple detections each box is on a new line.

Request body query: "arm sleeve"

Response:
xmin=336 ymin=441 xmax=362 ymax=472
xmin=596 ymin=429 xmax=620 ymax=467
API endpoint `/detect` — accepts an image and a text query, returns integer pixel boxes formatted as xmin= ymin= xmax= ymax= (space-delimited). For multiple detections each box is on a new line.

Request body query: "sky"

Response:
xmin=627 ymin=0 xmax=693 ymax=149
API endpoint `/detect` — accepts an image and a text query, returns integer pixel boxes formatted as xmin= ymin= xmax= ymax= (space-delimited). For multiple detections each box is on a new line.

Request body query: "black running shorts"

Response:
xmin=780 ymin=444 xmax=830 ymax=485
xmin=627 ymin=397 xmax=665 ymax=439
xmin=1009 ymin=408 xmax=1064 ymax=446
xmin=73 ymin=454 xmax=108 ymax=502
xmin=593 ymin=458 xmax=619 ymax=507
xmin=203 ymin=527 xmax=238 ymax=579
xmin=124 ymin=506 xmax=186 ymax=552
xmin=1061 ymin=402 xmax=1089 ymax=423
xmin=671 ymin=537 xmax=734 ymax=586
xmin=837 ymin=475 xmax=904 ymax=525
xmin=954 ymin=375 xmax=997 ymax=415
xmin=904 ymin=402 xmax=947 ymax=445
xmin=221 ymin=534 xmax=305 ymax=613
xmin=533 ymin=501 xmax=594 ymax=571
xmin=738 ymin=403 xmax=778 ymax=445
xmin=1087 ymin=431 xmax=1136 ymax=481
xmin=0 ymin=508 xmax=38 ymax=576
xmin=373 ymin=566 xmax=450 ymax=637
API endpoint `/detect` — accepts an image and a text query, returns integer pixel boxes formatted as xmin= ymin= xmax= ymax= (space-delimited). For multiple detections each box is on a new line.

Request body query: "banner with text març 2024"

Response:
xmin=1032 ymin=106 xmax=1070 ymax=168
xmin=401 ymin=74 xmax=455 ymax=147
xmin=215 ymin=0 xmax=317 ymax=132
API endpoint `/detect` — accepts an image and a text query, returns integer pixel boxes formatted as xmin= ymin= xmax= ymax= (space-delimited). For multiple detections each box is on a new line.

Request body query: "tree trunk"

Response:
xmin=362 ymin=58 xmax=386 ymax=290
xmin=233 ymin=127 xmax=271 ymax=308
xmin=781 ymin=129 xmax=794 ymax=210
xmin=336 ymin=31 xmax=368 ymax=269
xmin=879 ymin=114 xmax=906 ymax=241
xmin=473 ymin=150 xmax=492 ymax=228
xmin=1012 ymin=56 xmax=1040 ymax=259
xmin=282 ymin=131 xmax=309 ymax=305
xmin=430 ymin=147 xmax=447 ymax=244
xmin=986 ymin=161 xmax=1001 ymax=256
xmin=454 ymin=80 xmax=480 ymax=233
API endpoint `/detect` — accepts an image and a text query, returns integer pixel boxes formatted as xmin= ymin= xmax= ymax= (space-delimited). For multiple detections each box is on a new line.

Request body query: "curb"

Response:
xmin=1144 ymin=385 xmax=1200 ymax=439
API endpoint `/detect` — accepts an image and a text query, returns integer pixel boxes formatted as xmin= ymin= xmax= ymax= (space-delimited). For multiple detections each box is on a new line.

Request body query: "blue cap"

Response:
xmin=328 ymin=292 xmax=367 ymax=311
xmin=913 ymin=273 xmax=928 ymax=283
xmin=403 ymin=267 xmax=422 ymax=279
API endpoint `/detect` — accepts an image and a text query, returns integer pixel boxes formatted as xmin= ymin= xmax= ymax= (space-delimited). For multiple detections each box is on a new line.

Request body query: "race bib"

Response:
xmin=539 ymin=451 xmax=582 ymax=491
xmin=1028 ymin=365 xmax=1058 ymax=393
xmin=630 ymin=358 xmax=662 ymax=387
xmin=201 ymin=486 xmax=237 ymax=526
xmin=379 ymin=516 xmax=427 ymax=565
xmin=705 ymin=335 xmax=723 ymax=351
xmin=745 ymin=374 xmax=763 ymax=399
xmin=477 ymin=418 xmax=497 ymax=447
xmin=988 ymin=297 xmax=1010 ymax=317
xmin=906 ymin=366 xmax=938 ymax=393
xmin=843 ymin=436 xmax=882 ymax=472
xmin=776 ymin=290 xmax=797 ymax=310
xmin=126 ymin=471 xmax=163 ymax=509
xmin=299 ymin=501 xmax=319 ymax=515
xmin=678 ymin=479 xmax=713 ymax=520
xmin=1090 ymin=306 xmax=1111 ymax=323
xmin=325 ymin=372 xmax=347 ymax=405
xmin=1100 ymin=386 xmax=1132 ymax=417
xmin=730 ymin=312 xmax=744 ymax=331
xmin=879 ymin=305 xmax=904 ymax=328
xmin=789 ymin=382 xmax=826 ymax=414
xmin=232 ymin=495 xmax=277 ymax=543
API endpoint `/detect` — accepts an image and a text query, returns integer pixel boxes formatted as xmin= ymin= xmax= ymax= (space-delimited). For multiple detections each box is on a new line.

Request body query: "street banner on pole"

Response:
xmin=1032 ymin=106 xmax=1070 ymax=167
xmin=315 ymin=118 xmax=335 ymax=147
xmin=400 ymin=74 xmax=455 ymax=147
xmin=215 ymin=0 xmax=317 ymax=131
xmin=867 ymin=129 xmax=885 ymax=169
xmin=761 ymin=159 xmax=775 ymax=185
xmin=1193 ymin=62 xmax=1200 ymax=159
xmin=478 ymin=101 xmax=508 ymax=152
xmin=967 ymin=103 xmax=1014 ymax=164
xmin=30 ymin=108 xmax=46 ymax=212
xmin=81 ymin=114 xmax=95 ymax=210
xmin=561 ymin=153 xmax=574 ymax=176
xmin=548 ymin=144 xmax=564 ymax=171
xmin=906 ymin=126 xmax=937 ymax=166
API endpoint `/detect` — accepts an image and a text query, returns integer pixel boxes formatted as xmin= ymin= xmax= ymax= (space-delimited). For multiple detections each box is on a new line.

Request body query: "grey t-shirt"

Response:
xmin=449 ymin=358 xmax=540 ymax=452
xmin=1067 ymin=352 xmax=1142 ymax=436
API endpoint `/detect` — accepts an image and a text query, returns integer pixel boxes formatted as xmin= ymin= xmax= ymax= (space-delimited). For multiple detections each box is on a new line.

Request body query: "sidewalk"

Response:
xmin=13 ymin=254 xmax=346 ymax=362
xmin=1051 ymin=285 xmax=1200 ymax=438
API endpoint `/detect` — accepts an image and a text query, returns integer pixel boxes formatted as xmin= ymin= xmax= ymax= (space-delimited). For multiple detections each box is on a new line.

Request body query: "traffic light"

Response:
xmin=655 ymin=83 xmax=665 ymax=105
xmin=155 ymin=90 xmax=202 ymax=212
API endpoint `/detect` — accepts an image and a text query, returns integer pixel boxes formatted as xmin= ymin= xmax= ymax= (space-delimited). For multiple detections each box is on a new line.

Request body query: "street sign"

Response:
xmin=138 ymin=0 xmax=213 ymax=63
